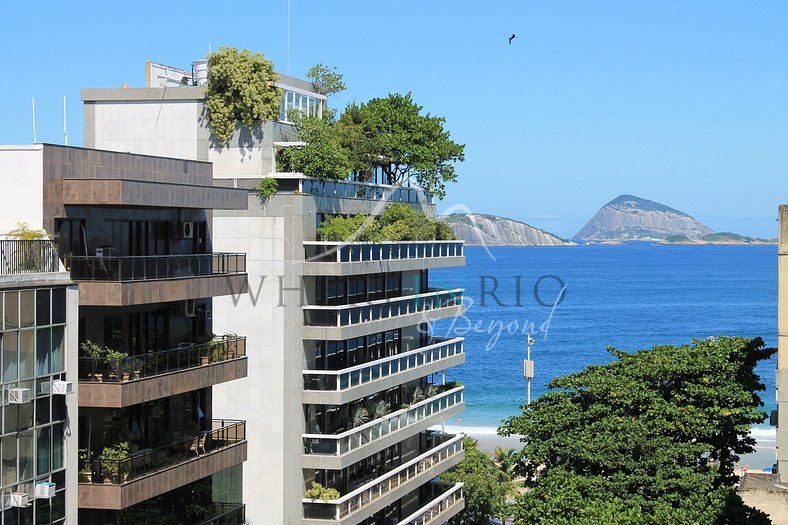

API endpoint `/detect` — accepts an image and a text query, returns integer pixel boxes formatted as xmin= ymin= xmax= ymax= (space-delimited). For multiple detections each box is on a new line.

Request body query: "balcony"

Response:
xmin=0 ymin=240 xmax=60 ymax=275
xmin=194 ymin=503 xmax=246 ymax=525
xmin=303 ymin=241 xmax=465 ymax=276
xmin=303 ymin=386 xmax=464 ymax=470
xmin=275 ymin=174 xmax=434 ymax=205
xmin=79 ymin=337 xmax=247 ymax=407
xmin=303 ymin=338 xmax=465 ymax=405
xmin=64 ymin=253 xmax=247 ymax=306
xmin=303 ymin=289 xmax=464 ymax=341
xmin=397 ymin=482 xmax=464 ymax=525
xmin=302 ymin=434 xmax=464 ymax=525
xmin=78 ymin=420 xmax=247 ymax=510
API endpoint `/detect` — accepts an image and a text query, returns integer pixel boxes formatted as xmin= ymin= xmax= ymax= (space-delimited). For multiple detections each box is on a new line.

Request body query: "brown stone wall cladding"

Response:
xmin=77 ymin=273 xmax=249 ymax=306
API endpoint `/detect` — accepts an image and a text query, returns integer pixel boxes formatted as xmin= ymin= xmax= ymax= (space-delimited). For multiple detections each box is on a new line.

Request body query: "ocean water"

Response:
xmin=431 ymin=245 xmax=778 ymax=442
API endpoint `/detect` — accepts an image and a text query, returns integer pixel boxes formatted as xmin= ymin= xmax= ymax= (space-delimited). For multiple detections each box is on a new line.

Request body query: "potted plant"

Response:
xmin=105 ymin=350 xmax=128 ymax=381
xmin=78 ymin=449 xmax=93 ymax=483
xmin=304 ymin=482 xmax=340 ymax=501
xmin=80 ymin=340 xmax=110 ymax=382
xmin=101 ymin=442 xmax=130 ymax=484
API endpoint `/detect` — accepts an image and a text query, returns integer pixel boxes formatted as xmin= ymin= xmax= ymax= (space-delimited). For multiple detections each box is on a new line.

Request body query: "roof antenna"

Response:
xmin=287 ymin=0 xmax=291 ymax=75
xmin=63 ymin=95 xmax=68 ymax=146
xmin=31 ymin=97 xmax=37 ymax=144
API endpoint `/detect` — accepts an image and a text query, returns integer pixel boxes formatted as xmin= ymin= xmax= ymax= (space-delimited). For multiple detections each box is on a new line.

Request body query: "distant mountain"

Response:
xmin=662 ymin=232 xmax=776 ymax=245
xmin=442 ymin=213 xmax=575 ymax=246
xmin=574 ymin=195 xmax=714 ymax=242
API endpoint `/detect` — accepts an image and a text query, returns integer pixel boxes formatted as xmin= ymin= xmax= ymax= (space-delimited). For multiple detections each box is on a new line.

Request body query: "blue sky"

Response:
xmin=1 ymin=1 xmax=786 ymax=237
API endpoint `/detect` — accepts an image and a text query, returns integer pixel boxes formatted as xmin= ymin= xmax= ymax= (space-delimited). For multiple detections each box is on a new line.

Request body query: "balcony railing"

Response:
xmin=303 ymin=288 xmax=464 ymax=327
xmin=397 ymin=483 xmax=464 ymax=525
xmin=78 ymin=337 xmax=246 ymax=382
xmin=64 ymin=252 xmax=246 ymax=281
xmin=80 ymin=419 xmax=245 ymax=485
xmin=288 ymin=175 xmax=434 ymax=205
xmin=304 ymin=240 xmax=464 ymax=264
xmin=194 ymin=503 xmax=246 ymax=525
xmin=0 ymin=240 xmax=60 ymax=275
xmin=303 ymin=386 xmax=464 ymax=456
xmin=303 ymin=434 xmax=463 ymax=521
xmin=303 ymin=338 xmax=463 ymax=392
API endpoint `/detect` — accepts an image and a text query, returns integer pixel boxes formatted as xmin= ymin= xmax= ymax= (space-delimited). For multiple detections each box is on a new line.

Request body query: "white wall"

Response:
xmin=0 ymin=146 xmax=44 ymax=236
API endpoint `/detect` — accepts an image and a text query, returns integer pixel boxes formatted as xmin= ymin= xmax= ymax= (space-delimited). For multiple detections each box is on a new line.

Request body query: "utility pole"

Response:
xmin=524 ymin=333 xmax=535 ymax=405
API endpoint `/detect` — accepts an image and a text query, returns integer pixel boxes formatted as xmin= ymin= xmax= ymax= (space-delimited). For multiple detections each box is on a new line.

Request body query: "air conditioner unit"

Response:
xmin=35 ymin=482 xmax=55 ymax=499
xmin=184 ymin=299 xmax=196 ymax=317
xmin=179 ymin=222 xmax=194 ymax=239
xmin=770 ymin=409 xmax=778 ymax=427
xmin=52 ymin=381 xmax=73 ymax=395
xmin=9 ymin=388 xmax=31 ymax=404
xmin=9 ymin=492 xmax=29 ymax=508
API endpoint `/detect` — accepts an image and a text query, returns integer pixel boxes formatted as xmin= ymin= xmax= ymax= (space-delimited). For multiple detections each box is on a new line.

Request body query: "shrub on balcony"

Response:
xmin=317 ymin=203 xmax=456 ymax=242
xmin=101 ymin=442 xmax=130 ymax=482
xmin=305 ymin=482 xmax=340 ymax=501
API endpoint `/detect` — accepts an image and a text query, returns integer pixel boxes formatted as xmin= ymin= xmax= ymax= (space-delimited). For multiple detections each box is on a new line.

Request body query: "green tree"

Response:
xmin=499 ymin=337 xmax=774 ymax=525
xmin=316 ymin=203 xmax=456 ymax=242
xmin=441 ymin=437 xmax=508 ymax=525
xmin=338 ymin=93 xmax=465 ymax=199
xmin=7 ymin=222 xmax=46 ymax=240
xmin=306 ymin=63 xmax=347 ymax=97
xmin=277 ymin=112 xmax=350 ymax=180
xmin=205 ymin=47 xmax=280 ymax=146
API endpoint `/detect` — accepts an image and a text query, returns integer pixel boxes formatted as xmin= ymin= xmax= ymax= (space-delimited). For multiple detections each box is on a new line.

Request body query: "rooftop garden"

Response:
xmin=317 ymin=203 xmax=456 ymax=242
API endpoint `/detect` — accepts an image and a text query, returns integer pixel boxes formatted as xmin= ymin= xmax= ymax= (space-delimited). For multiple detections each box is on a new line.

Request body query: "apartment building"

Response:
xmin=82 ymin=59 xmax=468 ymax=524
xmin=0 ymin=144 xmax=251 ymax=523
xmin=0 ymin=239 xmax=78 ymax=524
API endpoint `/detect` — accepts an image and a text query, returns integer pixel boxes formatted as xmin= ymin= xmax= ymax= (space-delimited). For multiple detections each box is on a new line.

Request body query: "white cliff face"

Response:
xmin=573 ymin=195 xmax=714 ymax=242
xmin=443 ymin=214 xmax=575 ymax=246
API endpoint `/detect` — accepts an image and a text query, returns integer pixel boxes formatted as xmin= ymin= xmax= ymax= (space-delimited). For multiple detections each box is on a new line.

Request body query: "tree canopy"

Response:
xmin=316 ymin=203 xmax=456 ymax=242
xmin=277 ymin=113 xmax=350 ymax=180
xmin=205 ymin=47 xmax=280 ymax=146
xmin=440 ymin=437 xmax=508 ymax=525
xmin=306 ymin=63 xmax=347 ymax=97
xmin=498 ymin=336 xmax=775 ymax=525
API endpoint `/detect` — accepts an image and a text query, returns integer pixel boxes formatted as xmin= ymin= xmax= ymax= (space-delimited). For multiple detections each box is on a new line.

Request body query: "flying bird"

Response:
xmin=509 ymin=33 xmax=516 ymax=44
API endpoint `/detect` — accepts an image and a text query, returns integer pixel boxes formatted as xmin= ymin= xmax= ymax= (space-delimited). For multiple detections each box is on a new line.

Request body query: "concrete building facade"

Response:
xmin=82 ymin=60 xmax=468 ymax=524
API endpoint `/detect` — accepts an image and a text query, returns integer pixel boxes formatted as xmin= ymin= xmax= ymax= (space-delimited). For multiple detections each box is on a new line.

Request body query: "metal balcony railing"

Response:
xmin=79 ymin=419 xmax=245 ymax=485
xmin=303 ymin=288 xmax=464 ymax=327
xmin=302 ymin=434 xmax=463 ymax=521
xmin=303 ymin=240 xmax=464 ymax=264
xmin=0 ymin=240 xmax=59 ymax=274
xmin=64 ymin=252 xmax=246 ymax=281
xmin=292 ymin=176 xmax=434 ymax=205
xmin=397 ymin=482 xmax=464 ymax=525
xmin=303 ymin=386 xmax=464 ymax=457
xmin=303 ymin=337 xmax=463 ymax=392
xmin=78 ymin=336 xmax=246 ymax=382
xmin=194 ymin=503 xmax=246 ymax=525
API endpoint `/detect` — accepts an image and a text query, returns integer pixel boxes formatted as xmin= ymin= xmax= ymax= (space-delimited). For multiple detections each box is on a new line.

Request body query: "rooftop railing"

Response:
xmin=64 ymin=252 xmax=246 ymax=281
xmin=303 ymin=337 xmax=463 ymax=392
xmin=303 ymin=288 xmax=464 ymax=327
xmin=303 ymin=240 xmax=464 ymax=264
xmin=78 ymin=336 xmax=246 ymax=382
xmin=397 ymin=483 xmax=464 ymax=525
xmin=194 ymin=503 xmax=246 ymax=525
xmin=275 ymin=174 xmax=434 ymax=205
xmin=0 ymin=240 xmax=60 ymax=275
xmin=80 ymin=419 xmax=245 ymax=485
xmin=303 ymin=386 xmax=464 ymax=457
xmin=302 ymin=434 xmax=463 ymax=521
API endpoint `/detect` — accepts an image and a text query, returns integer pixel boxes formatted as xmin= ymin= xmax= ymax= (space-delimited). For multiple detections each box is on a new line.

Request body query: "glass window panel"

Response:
xmin=36 ymin=378 xmax=50 ymax=398
xmin=19 ymin=330 xmax=35 ymax=380
xmin=35 ymin=328 xmax=51 ymax=376
xmin=35 ymin=397 xmax=49 ymax=426
xmin=51 ymin=288 xmax=66 ymax=325
xmin=4 ymin=404 xmax=18 ymax=434
xmin=51 ymin=396 xmax=66 ymax=423
xmin=19 ymin=291 xmax=34 ymax=328
xmin=18 ymin=401 xmax=33 ymax=431
xmin=3 ymin=507 xmax=17 ymax=525
xmin=5 ymin=292 xmax=19 ymax=329
xmin=35 ymin=496 xmax=51 ymax=525
xmin=2 ymin=436 xmax=17 ymax=486
xmin=18 ymin=430 xmax=33 ymax=481
xmin=36 ymin=427 xmax=51 ymax=476
xmin=51 ymin=326 xmax=64 ymax=374
xmin=36 ymin=290 xmax=50 ymax=327
xmin=51 ymin=424 xmax=63 ymax=471
xmin=51 ymin=490 xmax=65 ymax=521
xmin=3 ymin=330 xmax=18 ymax=381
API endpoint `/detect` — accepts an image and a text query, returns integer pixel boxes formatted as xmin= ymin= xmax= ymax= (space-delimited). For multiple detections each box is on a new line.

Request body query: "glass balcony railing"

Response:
xmin=303 ymin=337 xmax=463 ymax=392
xmin=64 ymin=252 xmax=246 ymax=281
xmin=303 ymin=288 xmax=464 ymax=327
xmin=298 ymin=177 xmax=433 ymax=205
xmin=302 ymin=434 xmax=463 ymax=521
xmin=398 ymin=482 xmax=464 ymax=525
xmin=78 ymin=336 xmax=246 ymax=382
xmin=0 ymin=240 xmax=60 ymax=274
xmin=303 ymin=386 xmax=464 ymax=457
xmin=303 ymin=240 xmax=464 ymax=264
xmin=79 ymin=419 xmax=245 ymax=485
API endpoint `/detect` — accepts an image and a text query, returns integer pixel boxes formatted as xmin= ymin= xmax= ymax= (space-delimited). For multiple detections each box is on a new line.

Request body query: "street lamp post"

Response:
xmin=524 ymin=333 xmax=535 ymax=405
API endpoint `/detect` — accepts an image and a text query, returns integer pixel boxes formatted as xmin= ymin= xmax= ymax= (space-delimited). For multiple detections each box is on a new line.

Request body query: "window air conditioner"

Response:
xmin=35 ymin=482 xmax=55 ymax=499
xmin=9 ymin=388 xmax=31 ymax=404
xmin=52 ymin=381 xmax=73 ymax=395
xmin=179 ymin=222 xmax=194 ymax=239
xmin=9 ymin=492 xmax=29 ymax=508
